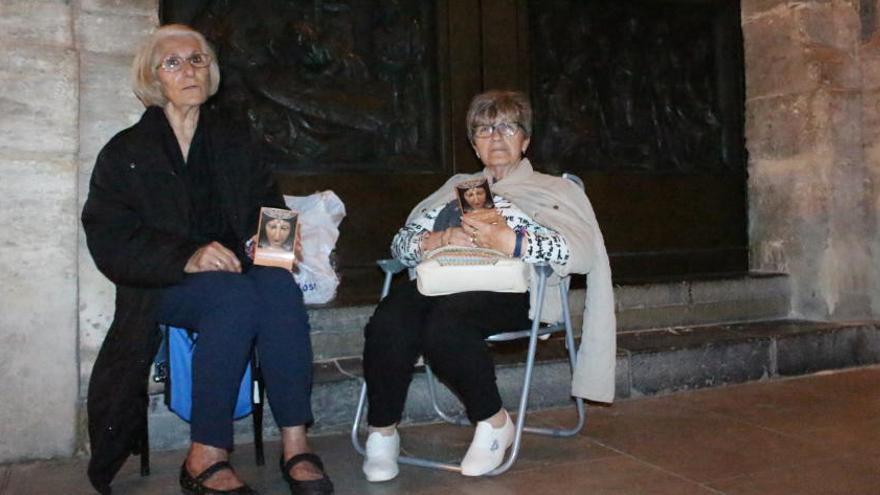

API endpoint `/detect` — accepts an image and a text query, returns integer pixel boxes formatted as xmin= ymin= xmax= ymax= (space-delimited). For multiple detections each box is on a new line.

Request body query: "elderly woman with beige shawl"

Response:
xmin=360 ymin=90 xmax=616 ymax=482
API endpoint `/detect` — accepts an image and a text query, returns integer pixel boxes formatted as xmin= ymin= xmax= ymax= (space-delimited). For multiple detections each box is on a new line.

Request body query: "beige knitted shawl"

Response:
xmin=405 ymin=158 xmax=616 ymax=402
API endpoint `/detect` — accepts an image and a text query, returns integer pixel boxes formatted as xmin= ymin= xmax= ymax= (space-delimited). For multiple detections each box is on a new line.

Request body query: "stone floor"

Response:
xmin=4 ymin=365 xmax=879 ymax=495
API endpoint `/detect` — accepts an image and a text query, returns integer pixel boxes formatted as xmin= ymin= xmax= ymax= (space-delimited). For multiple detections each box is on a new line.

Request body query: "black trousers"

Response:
xmin=363 ymin=280 xmax=531 ymax=426
xmin=155 ymin=266 xmax=313 ymax=449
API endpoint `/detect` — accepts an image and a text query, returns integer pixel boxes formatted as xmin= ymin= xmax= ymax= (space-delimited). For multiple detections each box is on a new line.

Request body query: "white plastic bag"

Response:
xmin=284 ymin=191 xmax=346 ymax=304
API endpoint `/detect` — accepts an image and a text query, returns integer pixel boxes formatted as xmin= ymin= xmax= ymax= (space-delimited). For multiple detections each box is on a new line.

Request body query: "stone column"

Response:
xmin=0 ymin=0 xmax=80 ymax=462
xmin=743 ymin=0 xmax=877 ymax=319
xmin=861 ymin=2 xmax=880 ymax=315
xmin=0 ymin=0 xmax=156 ymax=463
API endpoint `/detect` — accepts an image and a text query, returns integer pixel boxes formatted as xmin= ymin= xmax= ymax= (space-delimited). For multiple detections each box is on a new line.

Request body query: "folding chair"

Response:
xmin=351 ymin=173 xmax=587 ymax=475
xmin=138 ymin=325 xmax=266 ymax=476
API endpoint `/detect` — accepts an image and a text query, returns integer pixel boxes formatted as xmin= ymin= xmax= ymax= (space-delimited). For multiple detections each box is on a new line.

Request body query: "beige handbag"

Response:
xmin=415 ymin=246 xmax=530 ymax=296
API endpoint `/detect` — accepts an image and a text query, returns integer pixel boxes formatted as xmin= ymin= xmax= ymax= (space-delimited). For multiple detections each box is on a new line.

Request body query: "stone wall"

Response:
xmin=0 ymin=0 xmax=156 ymax=463
xmin=744 ymin=0 xmax=879 ymax=319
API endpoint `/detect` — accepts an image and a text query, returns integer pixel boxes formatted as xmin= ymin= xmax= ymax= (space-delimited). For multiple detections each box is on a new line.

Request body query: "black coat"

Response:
xmin=81 ymin=106 xmax=285 ymax=493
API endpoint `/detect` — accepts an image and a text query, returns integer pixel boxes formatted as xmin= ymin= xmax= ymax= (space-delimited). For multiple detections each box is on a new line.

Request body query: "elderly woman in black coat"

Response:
xmin=82 ymin=24 xmax=332 ymax=495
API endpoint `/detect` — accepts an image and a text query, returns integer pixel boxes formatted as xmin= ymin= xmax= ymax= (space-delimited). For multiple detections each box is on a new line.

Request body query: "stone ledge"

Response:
xmin=140 ymin=319 xmax=880 ymax=451
xmin=308 ymin=272 xmax=791 ymax=359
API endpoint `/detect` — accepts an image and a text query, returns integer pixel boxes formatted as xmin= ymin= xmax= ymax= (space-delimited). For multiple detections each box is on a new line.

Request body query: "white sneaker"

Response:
xmin=460 ymin=410 xmax=515 ymax=476
xmin=363 ymin=430 xmax=400 ymax=482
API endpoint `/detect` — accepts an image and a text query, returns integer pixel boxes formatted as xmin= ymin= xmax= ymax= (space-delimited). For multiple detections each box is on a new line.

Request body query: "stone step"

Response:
xmin=307 ymin=272 xmax=792 ymax=361
xmin=144 ymin=319 xmax=880 ymax=452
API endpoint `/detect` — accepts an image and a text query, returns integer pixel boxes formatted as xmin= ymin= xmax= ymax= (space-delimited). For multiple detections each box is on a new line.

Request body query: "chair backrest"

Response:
xmin=562 ymin=173 xmax=585 ymax=192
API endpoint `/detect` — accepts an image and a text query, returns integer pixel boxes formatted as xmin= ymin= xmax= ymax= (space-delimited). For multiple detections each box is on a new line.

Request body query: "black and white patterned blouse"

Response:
xmin=391 ymin=194 xmax=570 ymax=267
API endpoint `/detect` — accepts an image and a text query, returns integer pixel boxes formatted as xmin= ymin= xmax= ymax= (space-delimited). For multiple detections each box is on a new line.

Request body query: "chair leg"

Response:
xmin=520 ymin=284 xmax=586 ymax=438
xmin=352 ymin=380 xmax=464 ymax=472
xmin=140 ymin=405 xmax=151 ymax=477
xmin=252 ymin=360 xmax=265 ymax=466
xmin=425 ymin=364 xmax=469 ymax=426
xmin=351 ymin=381 xmax=368 ymax=456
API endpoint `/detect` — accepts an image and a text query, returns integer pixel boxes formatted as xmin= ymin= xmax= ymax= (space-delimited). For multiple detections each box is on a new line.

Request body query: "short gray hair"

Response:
xmin=465 ymin=90 xmax=533 ymax=142
xmin=131 ymin=24 xmax=220 ymax=107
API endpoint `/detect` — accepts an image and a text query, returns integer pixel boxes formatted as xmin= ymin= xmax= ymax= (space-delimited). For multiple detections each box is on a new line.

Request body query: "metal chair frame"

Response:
xmin=352 ymin=171 xmax=588 ymax=475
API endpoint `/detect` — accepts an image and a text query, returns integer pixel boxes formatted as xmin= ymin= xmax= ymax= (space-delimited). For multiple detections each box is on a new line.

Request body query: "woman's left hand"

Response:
xmin=461 ymin=210 xmax=516 ymax=255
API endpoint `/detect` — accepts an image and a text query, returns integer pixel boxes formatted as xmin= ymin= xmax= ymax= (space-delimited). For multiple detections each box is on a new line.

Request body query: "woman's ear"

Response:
xmin=521 ymin=137 xmax=531 ymax=154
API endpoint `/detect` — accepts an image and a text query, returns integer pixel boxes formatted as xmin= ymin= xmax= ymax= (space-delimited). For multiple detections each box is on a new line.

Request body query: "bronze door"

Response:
xmin=163 ymin=0 xmax=747 ymax=301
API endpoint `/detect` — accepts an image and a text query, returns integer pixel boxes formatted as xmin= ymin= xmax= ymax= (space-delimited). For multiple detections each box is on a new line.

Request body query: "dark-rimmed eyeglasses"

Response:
xmin=156 ymin=53 xmax=212 ymax=72
xmin=472 ymin=122 xmax=522 ymax=139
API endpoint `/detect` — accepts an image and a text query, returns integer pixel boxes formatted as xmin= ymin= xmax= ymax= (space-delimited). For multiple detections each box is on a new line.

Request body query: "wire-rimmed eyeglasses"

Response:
xmin=472 ymin=122 xmax=522 ymax=139
xmin=156 ymin=53 xmax=212 ymax=72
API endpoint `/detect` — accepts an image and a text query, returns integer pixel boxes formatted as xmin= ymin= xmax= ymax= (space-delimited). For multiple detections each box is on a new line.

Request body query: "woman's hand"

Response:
xmin=420 ymin=227 xmax=472 ymax=252
xmin=184 ymin=241 xmax=242 ymax=273
xmin=461 ymin=211 xmax=517 ymax=255
xmin=465 ymin=208 xmax=502 ymax=225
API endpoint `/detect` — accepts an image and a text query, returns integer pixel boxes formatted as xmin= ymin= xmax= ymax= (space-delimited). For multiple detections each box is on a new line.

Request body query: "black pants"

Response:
xmin=155 ymin=266 xmax=313 ymax=449
xmin=363 ymin=280 xmax=531 ymax=426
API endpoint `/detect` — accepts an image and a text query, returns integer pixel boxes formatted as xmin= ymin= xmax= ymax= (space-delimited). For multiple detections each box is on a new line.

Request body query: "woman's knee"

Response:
xmin=422 ymin=319 xmax=488 ymax=366
xmin=250 ymin=266 xmax=306 ymax=310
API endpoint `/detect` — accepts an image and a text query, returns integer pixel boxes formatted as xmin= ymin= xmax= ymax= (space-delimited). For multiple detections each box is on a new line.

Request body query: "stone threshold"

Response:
xmin=143 ymin=319 xmax=880 ymax=451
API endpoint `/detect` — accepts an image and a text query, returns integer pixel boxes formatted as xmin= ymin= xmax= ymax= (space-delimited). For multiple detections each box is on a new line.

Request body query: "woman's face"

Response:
xmin=471 ymin=119 xmax=530 ymax=170
xmin=463 ymin=187 xmax=487 ymax=209
xmin=265 ymin=218 xmax=292 ymax=249
xmin=155 ymin=36 xmax=211 ymax=109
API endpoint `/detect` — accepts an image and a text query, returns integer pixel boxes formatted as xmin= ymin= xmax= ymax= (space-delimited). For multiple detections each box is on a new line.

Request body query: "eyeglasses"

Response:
xmin=472 ymin=122 xmax=522 ymax=139
xmin=156 ymin=52 xmax=212 ymax=72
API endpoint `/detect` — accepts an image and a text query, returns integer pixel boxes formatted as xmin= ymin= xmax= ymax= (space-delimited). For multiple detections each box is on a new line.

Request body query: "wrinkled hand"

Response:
xmin=185 ymin=241 xmax=242 ymax=273
xmin=465 ymin=208 xmax=503 ymax=224
xmin=420 ymin=227 xmax=472 ymax=253
xmin=461 ymin=212 xmax=516 ymax=255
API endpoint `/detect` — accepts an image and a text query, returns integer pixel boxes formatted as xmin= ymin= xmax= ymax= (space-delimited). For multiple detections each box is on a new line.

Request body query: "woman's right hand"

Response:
xmin=420 ymin=227 xmax=472 ymax=252
xmin=184 ymin=241 xmax=242 ymax=273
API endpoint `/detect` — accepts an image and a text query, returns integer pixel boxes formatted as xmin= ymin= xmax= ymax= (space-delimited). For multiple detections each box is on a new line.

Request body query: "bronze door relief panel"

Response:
xmin=163 ymin=0 xmax=444 ymax=174
xmin=526 ymin=0 xmax=747 ymax=279
xmin=162 ymin=0 xmax=748 ymax=300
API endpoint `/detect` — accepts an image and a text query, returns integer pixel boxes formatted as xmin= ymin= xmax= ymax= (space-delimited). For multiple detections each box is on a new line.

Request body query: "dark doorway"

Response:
xmin=162 ymin=0 xmax=747 ymax=302
xmin=526 ymin=0 xmax=748 ymax=279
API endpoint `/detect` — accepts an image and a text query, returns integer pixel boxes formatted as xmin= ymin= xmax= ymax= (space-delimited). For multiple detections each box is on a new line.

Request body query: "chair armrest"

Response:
xmin=532 ymin=261 xmax=554 ymax=278
xmin=377 ymin=258 xmax=407 ymax=301
xmin=377 ymin=258 xmax=407 ymax=275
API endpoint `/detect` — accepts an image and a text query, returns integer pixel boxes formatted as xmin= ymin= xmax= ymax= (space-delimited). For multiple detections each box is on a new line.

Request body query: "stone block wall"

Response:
xmin=0 ymin=0 xmax=156 ymax=463
xmin=0 ymin=0 xmax=80 ymax=463
xmin=744 ymin=0 xmax=879 ymax=319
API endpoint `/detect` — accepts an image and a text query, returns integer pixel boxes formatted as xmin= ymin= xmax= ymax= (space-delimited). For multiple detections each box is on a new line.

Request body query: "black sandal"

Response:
xmin=280 ymin=453 xmax=334 ymax=495
xmin=179 ymin=460 xmax=259 ymax=495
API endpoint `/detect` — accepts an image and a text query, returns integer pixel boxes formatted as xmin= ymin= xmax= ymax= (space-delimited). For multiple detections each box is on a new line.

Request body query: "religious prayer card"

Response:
xmin=455 ymin=178 xmax=495 ymax=213
xmin=254 ymin=207 xmax=299 ymax=271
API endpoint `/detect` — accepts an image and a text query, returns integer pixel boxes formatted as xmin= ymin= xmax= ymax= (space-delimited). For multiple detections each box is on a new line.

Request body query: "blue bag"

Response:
xmin=165 ymin=326 xmax=254 ymax=422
